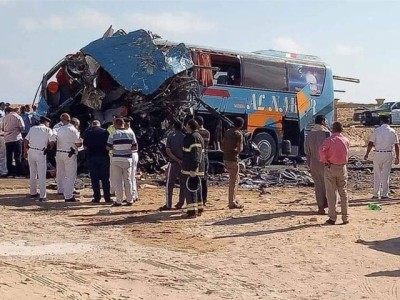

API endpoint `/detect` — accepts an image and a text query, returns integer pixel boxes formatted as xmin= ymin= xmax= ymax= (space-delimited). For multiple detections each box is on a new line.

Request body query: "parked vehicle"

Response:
xmin=360 ymin=102 xmax=400 ymax=126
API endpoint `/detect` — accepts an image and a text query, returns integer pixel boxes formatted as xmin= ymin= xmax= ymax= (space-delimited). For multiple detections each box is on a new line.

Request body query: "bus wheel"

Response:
xmin=253 ymin=132 xmax=276 ymax=166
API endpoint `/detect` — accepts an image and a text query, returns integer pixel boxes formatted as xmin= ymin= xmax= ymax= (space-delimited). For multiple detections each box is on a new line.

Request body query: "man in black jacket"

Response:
xmin=194 ymin=115 xmax=210 ymax=206
xmin=181 ymin=119 xmax=205 ymax=218
xmin=83 ymin=120 xmax=111 ymax=203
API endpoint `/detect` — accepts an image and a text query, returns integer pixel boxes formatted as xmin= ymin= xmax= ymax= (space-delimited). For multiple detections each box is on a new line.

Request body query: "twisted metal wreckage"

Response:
xmin=33 ymin=28 xmax=258 ymax=173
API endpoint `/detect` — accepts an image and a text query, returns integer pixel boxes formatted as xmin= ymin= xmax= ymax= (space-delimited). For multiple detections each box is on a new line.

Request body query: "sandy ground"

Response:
xmin=0 ymin=162 xmax=399 ymax=300
xmin=0 ymin=107 xmax=399 ymax=299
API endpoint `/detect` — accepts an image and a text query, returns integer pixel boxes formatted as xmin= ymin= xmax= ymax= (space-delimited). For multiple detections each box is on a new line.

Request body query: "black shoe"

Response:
xmin=112 ymin=202 xmax=122 ymax=207
xmin=159 ymin=205 xmax=172 ymax=211
xmin=317 ymin=208 xmax=326 ymax=215
xmin=342 ymin=220 xmax=349 ymax=225
xmin=57 ymin=192 xmax=64 ymax=195
xmin=65 ymin=197 xmax=79 ymax=203
xmin=174 ymin=203 xmax=183 ymax=209
xmin=73 ymin=190 xmax=81 ymax=195
xmin=104 ymin=199 xmax=112 ymax=203
xmin=91 ymin=199 xmax=100 ymax=203
xmin=30 ymin=193 xmax=40 ymax=198
xmin=125 ymin=201 xmax=133 ymax=206
xmin=198 ymin=208 xmax=204 ymax=216
xmin=39 ymin=198 xmax=47 ymax=202
xmin=325 ymin=219 xmax=335 ymax=225
xmin=184 ymin=212 xmax=197 ymax=219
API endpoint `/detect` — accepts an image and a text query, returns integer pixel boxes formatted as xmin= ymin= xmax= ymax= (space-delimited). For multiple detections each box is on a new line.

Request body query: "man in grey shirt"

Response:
xmin=160 ymin=121 xmax=186 ymax=210
xmin=304 ymin=115 xmax=331 ymax=214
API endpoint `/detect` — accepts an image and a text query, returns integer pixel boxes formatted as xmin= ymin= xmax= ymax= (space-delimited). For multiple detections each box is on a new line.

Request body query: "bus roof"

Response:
xmin=154 ymin=39 xmax=326 ymax=66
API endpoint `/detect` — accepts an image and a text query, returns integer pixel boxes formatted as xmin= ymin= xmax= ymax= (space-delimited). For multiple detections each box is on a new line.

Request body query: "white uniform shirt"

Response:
xmin=0 ymin=117 xmax=4 ymax=136
xmin=25 ymin=124 xmax=53 ymax=150
xmin=54 ymin=123 xmax=81 ymax=152
xmin=126 ymin=127 xmax=138 ymax=152
xmin=370 ymin=124 xmax=399 ymax=151
xmin=53 ymin=121 xmax=63 ymax=133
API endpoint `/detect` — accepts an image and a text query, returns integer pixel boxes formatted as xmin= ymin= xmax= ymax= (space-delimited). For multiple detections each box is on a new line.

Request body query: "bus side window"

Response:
xmin=242 ymin=57 xmax=287 ymax=91
xmin=214 ymin=72 xmax=228 ymax=85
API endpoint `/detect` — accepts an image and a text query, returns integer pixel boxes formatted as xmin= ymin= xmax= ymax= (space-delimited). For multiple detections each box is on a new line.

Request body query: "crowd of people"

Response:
xmin=0 ymin=104 xmax=245 ymax=218
xmin=305 ymin=114 xmax=399 ymax=225
xmin=2 ymin=103 xmax=397 ymax=222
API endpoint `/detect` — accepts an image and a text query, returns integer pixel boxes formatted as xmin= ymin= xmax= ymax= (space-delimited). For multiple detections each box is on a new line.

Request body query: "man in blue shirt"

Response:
xmin=83 ymin=120 xmax=111 ymax=203
xmin=20 ymin=105 xmax=33 ymax=138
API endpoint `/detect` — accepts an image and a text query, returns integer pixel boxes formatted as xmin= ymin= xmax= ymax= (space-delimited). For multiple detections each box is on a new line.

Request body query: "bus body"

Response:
xmin=36 ymin=29 xmax=335 ymax=168
xmin=182 ymin=45 xmax=334 ymax=165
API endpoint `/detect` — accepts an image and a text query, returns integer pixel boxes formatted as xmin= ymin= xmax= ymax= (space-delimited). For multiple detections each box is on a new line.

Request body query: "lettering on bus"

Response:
xmin=247 ymin=93 xmax=317 ymax=114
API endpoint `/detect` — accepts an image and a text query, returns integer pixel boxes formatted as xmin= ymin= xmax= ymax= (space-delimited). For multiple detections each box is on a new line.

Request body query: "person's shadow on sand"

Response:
xmin=356 ymin=237 xmax=400 ymax=256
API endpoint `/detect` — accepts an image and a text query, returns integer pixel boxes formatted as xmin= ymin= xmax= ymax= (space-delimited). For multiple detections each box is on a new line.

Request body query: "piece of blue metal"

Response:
xmin=31 ymin=97 xmax=49 ymax=121
xmin=81 ymin=29 xmax=193 ymax=95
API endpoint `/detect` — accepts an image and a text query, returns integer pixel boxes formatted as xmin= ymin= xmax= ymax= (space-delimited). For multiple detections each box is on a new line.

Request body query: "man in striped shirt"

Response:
xmin=106 ymin=118 xmax=137 ymax=206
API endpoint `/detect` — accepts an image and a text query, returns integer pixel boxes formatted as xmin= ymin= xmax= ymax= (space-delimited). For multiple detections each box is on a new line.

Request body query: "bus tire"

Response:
xmin=253 ymin=132 xmax=276 ymax=166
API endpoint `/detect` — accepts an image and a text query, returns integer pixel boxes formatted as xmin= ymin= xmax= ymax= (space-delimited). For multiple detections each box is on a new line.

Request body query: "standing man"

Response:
xmin=83 ymin=120 xmax=111 ymax=203
xmin=160 ymin=121 xmax=186 ymax=211
xmin=319 ymin=122 xmax=350 ymax=225
xmin=194 ymin=115 xmax=210 ymax=206
xmin=51 ymin=113 xmax=82 ymax=202
xmin=107 ymin=116 xmax=117 ymax=195
xmin=124 ymin=117 xmax=139 ymax=201
xmin=20 ymin=105 xmax=33 ymax=139
xmin=364 ymin=115 xmax=399 ymax=199
xmin=106 ymin=118 xmax=136 ymax=206
xmin=222 ymin=117 xmax=244 ymax=209
xmin=0 ymin=102 xmax=5 ymax=118
xmin=71 ymin=117 xmax=85 ymax=176
xmin=53 ymin=115 xmax=64 ymax=132
xmin=304 ymin=115 xmax=331 ymax=214
xmin=1 ymin=107 xmax=25 ymax=177
xmin=24 ymin=116 xmax=53 ymax=201
xmin=0 ymin=110 xmax=7 ymax=176
xmin=181 ymin=119 xmax=205 ymax=218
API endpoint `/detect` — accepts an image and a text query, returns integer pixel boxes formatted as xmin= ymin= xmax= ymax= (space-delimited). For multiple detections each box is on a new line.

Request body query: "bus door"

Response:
xmin=296 ymin=84 xmax=314 ymax=133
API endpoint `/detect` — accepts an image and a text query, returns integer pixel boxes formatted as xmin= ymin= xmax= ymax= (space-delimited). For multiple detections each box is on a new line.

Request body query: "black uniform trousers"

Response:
xmin=6 ymin=140 xmax=23 ymax=176
xmin=201 ymin=156 xmax=208 ymax=205
xmin=181 ymin=174 xmax=203 ymax=215
xmin=88 ymin=155 xmax=111 ymax=202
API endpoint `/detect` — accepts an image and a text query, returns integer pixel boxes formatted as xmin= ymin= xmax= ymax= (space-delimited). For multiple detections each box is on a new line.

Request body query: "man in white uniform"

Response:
xmin=24 ymin=116 xmax=53 ymax=201
xmin=51 ymin=113 xmax=82 ymax=202
xmin=365 ymin=115 xmax=400 ymax=199
xmin=124 ymin=117 xmax=139 ymax=201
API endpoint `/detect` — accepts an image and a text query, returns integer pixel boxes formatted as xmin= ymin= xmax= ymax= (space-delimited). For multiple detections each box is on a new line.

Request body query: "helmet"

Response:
xmin=186 ymin=176 xmax=200 ymax=192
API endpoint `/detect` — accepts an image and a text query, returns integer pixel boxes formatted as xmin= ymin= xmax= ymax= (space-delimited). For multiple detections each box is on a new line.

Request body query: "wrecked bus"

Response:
xmin=33 ymin=28 xmax=332 ymax=171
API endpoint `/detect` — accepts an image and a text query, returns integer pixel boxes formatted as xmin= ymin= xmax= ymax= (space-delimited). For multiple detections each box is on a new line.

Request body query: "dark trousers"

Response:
xmin=88 ymin=156 xmax=111 ymax=202
xmin=6 ymin=140 xmax=22 ymax=176
xmin=201 ymin=157 xmax=209 ymax=204
xmin=181 ymin=174 xmax=203 ymax=215
xmin=166 ymin=162 xmax=185 ymax=208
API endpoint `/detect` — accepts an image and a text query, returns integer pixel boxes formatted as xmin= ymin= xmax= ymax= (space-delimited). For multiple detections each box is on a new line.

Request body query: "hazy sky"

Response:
xmin=0 ymin=0 xmax=398 ymax=104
